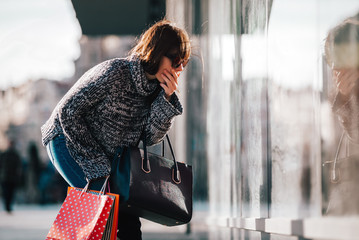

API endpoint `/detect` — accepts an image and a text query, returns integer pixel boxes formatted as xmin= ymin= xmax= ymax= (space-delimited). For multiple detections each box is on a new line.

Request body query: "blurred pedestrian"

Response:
xmin=0 ymin=140 xmax=22 ymax=213
xmin=41 ymin=19 xmax=191 ymax=240
xmin=26 ymin=142 xmax=43 ymax=203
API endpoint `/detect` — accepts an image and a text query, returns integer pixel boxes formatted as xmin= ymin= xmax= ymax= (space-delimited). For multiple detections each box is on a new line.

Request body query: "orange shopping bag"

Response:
xmin=46 ymin=177 xmax=119 ymax=240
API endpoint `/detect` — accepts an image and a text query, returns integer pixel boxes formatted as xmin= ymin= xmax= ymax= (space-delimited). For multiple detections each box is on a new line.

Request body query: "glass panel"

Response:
xmin=267 ymin=0 xmax=321 ymax=218
xmin=239 ymin=0 xmax=270 ymax=218
xmin=206 ymin=0 xmax=237 ymax=219
xmin=172 ymin=0 xmax=359 ymax=238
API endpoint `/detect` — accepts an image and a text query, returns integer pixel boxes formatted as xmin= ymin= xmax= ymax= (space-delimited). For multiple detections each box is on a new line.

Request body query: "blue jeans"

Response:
xmin=46 ymin=134 xmax=105 ymax=190
xmin=46 ymin=134 xmax=142 ymax=240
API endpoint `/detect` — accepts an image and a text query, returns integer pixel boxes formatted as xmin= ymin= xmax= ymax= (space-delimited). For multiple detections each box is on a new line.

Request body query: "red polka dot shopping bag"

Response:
xmin=46 ymin=177 xmax=119 ymax=240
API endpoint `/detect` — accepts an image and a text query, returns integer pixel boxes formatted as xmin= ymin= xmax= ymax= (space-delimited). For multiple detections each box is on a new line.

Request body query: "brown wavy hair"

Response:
xmin=129 ymin=20 xmax=191 ymax=75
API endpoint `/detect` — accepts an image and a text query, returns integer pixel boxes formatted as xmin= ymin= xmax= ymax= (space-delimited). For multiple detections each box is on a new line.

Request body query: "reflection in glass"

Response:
xmin=169 ymin=0 xmax=359 ymax=238
xmin=323 ymin=13 xmax=359 ymax=215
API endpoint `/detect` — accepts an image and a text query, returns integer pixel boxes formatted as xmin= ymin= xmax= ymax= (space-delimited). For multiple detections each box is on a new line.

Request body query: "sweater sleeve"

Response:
xmin=58 ymin=62 xmax=114 ymax=180
xmin=144 ymin=89 xmax=183 ymax=146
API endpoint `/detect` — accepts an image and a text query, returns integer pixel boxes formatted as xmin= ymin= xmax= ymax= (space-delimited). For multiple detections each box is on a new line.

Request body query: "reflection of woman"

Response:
xmin=324 ymin=14 xmax=359 ymax=215
xmin=41 ymin=20 xmax=191 ymax=239
xmin=325 ymin=15 xmax=359 ymax=143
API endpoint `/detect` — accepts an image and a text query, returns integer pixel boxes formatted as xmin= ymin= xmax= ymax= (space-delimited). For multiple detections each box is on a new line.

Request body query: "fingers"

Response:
xmin=335 ymin=69 xmax=359 ymax=95
xmin=160 ymin=70 xmax=179 ymax=99
xmin=161 ymin=71 xmax=177 ymax=90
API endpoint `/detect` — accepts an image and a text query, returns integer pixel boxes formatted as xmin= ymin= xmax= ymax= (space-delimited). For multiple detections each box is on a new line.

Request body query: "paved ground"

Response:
xmin=0 ymin=203 xmax=209 ymax=240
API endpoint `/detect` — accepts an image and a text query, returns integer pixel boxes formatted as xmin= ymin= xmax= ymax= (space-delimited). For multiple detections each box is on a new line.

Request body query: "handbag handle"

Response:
xmin=142 ymin=134 xmax=181 ymax=184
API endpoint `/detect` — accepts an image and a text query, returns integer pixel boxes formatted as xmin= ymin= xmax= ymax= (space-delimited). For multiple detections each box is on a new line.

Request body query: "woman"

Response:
xmin=41 ymin=20 xmax=191 ymax=239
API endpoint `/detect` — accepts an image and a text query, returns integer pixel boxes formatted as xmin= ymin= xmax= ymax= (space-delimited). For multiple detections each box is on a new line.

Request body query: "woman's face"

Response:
xmin=154 ymin=55 xmax=185 ymax=83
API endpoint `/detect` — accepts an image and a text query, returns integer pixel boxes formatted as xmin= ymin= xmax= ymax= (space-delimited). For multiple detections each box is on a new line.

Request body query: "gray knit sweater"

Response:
xmin=41 ymin=55 xmax=183 ymax=181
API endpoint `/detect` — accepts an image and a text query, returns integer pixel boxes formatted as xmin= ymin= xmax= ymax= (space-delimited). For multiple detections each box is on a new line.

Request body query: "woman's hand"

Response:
xmin=333 ymin=69 xmax=359 ymax=96
xmin=160 ymin=69 xmax=179 ymax=100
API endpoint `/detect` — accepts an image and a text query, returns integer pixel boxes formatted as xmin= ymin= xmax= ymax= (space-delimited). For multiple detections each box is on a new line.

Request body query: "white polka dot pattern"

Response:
xmin=46 ymin=188 xmax=114 ymax=240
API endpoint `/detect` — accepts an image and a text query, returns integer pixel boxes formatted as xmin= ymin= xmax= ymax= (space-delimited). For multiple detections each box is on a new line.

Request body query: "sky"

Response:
xmin=0 ymin=0 xmax=81 ymax=90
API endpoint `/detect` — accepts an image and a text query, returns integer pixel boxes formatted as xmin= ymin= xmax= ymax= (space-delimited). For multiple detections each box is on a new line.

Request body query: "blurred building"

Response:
xmin=0 ymin=79 xmax=69 ymax=159
xmin=0 ymin=78 xmax=70 ymax=203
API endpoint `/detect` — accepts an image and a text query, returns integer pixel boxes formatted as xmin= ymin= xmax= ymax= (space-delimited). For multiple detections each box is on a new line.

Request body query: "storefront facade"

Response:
xmin=167 ymin=0 xmax=359 ymax=239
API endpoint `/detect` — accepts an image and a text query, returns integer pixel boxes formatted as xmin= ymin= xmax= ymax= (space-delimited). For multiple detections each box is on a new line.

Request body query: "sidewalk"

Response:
xmin=0 ymin=203 xmax=209 ymax=240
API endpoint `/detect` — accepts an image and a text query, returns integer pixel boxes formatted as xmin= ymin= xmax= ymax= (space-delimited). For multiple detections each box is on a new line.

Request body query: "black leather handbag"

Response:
xmin=111 ymin=135 xmax=193 ymax=226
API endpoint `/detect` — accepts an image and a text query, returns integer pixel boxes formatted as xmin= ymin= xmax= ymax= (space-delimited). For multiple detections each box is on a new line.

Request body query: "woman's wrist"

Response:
xmin=165 ymin=94 xmax=172 ymax=101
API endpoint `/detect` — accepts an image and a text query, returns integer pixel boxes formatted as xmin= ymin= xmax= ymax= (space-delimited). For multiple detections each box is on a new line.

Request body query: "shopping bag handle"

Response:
xmin=81 ymin=175 xmax=110 ymax=198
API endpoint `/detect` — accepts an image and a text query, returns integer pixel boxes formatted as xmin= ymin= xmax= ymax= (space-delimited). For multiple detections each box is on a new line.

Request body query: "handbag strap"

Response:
xmin=142 ymin=134 xmax=181 ymax=184
xmin=331 ymin=131 xmax=350 ymax=183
